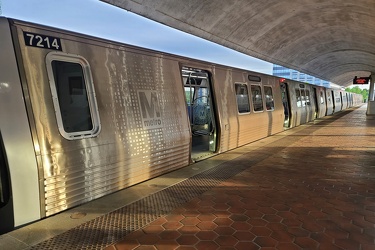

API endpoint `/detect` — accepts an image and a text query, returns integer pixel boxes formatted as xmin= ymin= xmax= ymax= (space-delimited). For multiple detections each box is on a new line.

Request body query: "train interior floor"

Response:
xmin=1 ymin=104 xmax=375 ymax=250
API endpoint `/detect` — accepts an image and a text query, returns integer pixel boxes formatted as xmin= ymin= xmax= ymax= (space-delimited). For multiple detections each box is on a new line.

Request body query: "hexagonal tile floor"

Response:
xmin=27 ymin=106 xmax=375 ymax=250
xmin=103 ymin=107 xmax=375 ymax=249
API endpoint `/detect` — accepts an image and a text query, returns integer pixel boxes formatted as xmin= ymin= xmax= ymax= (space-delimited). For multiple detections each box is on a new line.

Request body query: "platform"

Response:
xmin=1 ymin=104 xmax=374 ymax=250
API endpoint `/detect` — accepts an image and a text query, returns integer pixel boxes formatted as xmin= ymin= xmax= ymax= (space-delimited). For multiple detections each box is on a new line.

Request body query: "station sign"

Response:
xmin=353 ymin=76 xmax=370 ymax=85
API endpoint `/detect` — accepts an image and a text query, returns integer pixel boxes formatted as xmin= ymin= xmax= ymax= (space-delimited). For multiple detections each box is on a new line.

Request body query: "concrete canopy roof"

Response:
xmin=101 ymin=0 xmax=375 ymax=87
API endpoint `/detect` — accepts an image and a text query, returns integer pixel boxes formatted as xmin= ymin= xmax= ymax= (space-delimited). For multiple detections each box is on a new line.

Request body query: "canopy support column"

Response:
xmin=366 ymin=73 xmax=375 ymax=116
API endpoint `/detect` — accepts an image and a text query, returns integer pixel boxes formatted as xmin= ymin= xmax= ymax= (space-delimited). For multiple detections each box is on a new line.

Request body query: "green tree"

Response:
xmin=345 ymin=87 xmax=368 ymax=101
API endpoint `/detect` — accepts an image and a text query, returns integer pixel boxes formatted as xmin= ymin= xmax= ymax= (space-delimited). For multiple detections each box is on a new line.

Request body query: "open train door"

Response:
xmin=181 ymin=67 xmax=217 ymax=161
xmin=280 ymin=81 xmax=291 ymax=128
xmin=313 ymin=87 xmax=319 ymax=119
xmin=0 ymin=133 xmax=13 ymax=234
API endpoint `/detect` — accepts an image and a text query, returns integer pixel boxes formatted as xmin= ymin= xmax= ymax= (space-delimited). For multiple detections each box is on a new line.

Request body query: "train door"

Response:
xmin=345 ymin=93 xmax=349 ymax=108
xmin=342 ymin=92 xmax=348 ymax=109
xmin=316 ymin=88 xmax=327 ymax=118
xmin=181 ymin=67 xmax=217 ymax=161
xmin=340 ymin=92 xmax=344 ymax=110
xmin=300 ymin=88 xmax=308 ymax=123
xmin=313 ymin=88 xmax=319 ymax=118
xmin=0 ymin=133 xmax=13 ymax=234
xmin=0 ymin=18 xmax=40 ymax=233
xmin=280 ymin=82 xmax=290 ymax=128
xmin=305 ymin=88 xmax=314 ymax=121
xmin=348 ymin=93 xmax=353 ymax=107
xmin=325 ymin=90 xmax=333 ymax=115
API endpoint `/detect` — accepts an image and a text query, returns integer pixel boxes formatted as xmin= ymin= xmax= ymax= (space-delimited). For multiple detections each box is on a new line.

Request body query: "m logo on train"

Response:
xmin=137 ymin=90 xmax=162 ymax=129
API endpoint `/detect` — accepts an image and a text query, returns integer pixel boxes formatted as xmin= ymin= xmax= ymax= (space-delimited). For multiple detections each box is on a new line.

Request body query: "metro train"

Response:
xmin=0 ymin=17 xmax=363 ymax=234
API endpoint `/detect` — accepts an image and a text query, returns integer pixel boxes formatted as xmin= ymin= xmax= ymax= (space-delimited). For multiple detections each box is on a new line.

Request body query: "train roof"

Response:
xmin=3 ymin=16 xmax=342 ymax=90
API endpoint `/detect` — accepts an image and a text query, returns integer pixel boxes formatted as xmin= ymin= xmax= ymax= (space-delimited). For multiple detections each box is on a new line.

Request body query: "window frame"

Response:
xmin=184 ymin=86 xmax=195 ymax=106
xmin=300 ymin=89 xmax=306 ymax=107
xmin=295 ymin=89 xmax=302 ymax=108
xmin=263 ymin=85 xmax=275 ymax=111
xmin=234 ymin=83 xmax=251 ymax=114
xmin=305 ymin=89 xmax=310 ymax=105
xmin=46 ymin=52 xmax=101 ymax=140
xmin=250 ymin=84 xmax=264 ymax=112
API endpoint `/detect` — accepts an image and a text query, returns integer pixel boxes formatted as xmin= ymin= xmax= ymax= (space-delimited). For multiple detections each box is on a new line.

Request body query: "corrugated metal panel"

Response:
xmin=215 ymin=73 xmax=284 ymax=150
xmin=237 ymin=112 xmax=284 ymax=146
xmin=15 ymin=23 xmax=191 ymax=217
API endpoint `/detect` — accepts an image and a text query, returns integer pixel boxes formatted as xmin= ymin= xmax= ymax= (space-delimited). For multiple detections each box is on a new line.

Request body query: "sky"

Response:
xmin=0 ymin=0 xmax=273 ymax=74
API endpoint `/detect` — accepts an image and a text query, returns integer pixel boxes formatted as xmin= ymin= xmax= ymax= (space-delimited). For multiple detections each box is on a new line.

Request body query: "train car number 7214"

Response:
xmin=23 ymin=31 xmax=62 ymax=51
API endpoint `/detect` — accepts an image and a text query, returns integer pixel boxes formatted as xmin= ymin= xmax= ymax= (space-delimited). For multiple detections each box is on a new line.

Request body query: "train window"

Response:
xmin=305 ymin=90 xmax=310 ymax=105
xmin=235 ymin=83 xmax=250 ymax=113
xmin=251 ymin=85 xmax=263 ymax=112
xmin=320 ymin=91 xmax=324 ymax=104
xmin=301 ymin=89 xmax=306 ymax=106
xmin=327 ymin=92 xmax=332 ymax=104
xmin=264 ymin=86 xmax=274 ymax=111
xmin=185 ymin=87 xmax=195 ymax=105
xmin=295 ymin=89 xmax=302 ymax=107
xmin=46 ymin=52 xmax=101 ymax=140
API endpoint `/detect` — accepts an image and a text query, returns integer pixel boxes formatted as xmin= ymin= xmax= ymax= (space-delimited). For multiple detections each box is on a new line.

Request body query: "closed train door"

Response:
xmin=0 ymin=17 xmax=41 ymax=233
xmin=299 ymin=87 xmax=308 ymax=123
xmin=181 ymin=67 xmax=217 ymax=161
xmin=325 ymin=90 xmax=334 ymax=115
xmin=331 ymin=90 xmax=336 ymax=113
xmin=280 ymin=82 xmax=290 ymax=128
xmin=346 ymin=93 xmax=349 ymax=108
xmin=313 ymin=87 xmax=327 ymax=118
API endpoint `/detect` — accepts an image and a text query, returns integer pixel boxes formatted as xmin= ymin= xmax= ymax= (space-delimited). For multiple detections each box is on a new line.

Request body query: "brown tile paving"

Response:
xmin=213 ymin=217 xmax=232 ymax=226
xmin=276 ymin=242 xmax=301 ymax=250
xmin=235 ymin=241 xmax=260 ymax=250
xmin=254 ymin=236 xmax=278 ymax=247
xmin=214 ymin=226 xmax=235 ymax=236
xmin=106 ymin=107 xmax=375 ymax=250
xmin=195 ymin=231 xmax=218 ymax=241
xmin=179 ymin=217 xmax=200 ymax=226
xmin=270 ymin=230 xmax=294 ymax=242
xmin=154 ymin=240 xmax=178 ymax=250
xmin=250 ymin=226 xmax=272 ymax=237
xmin=335 ymin=238 xmax=361 ymax=249
xmin=137 ymin=234 xmax=160 ymax=245
xmin=197 ymin=214 xmax=216 ymax=222
xmin=142 ymin=225 xmax=164 ymax=234
xmin=215 ymin=235 xmax=238 ymax=246
xmin=194 ymin=241 xmax=219 ymax=250
xmin=134 ymin=246 xmax=156 ymax=250
xmin=175 ymin=247 xmax=194 ymax=250
xmin=267 ymin=222 xmax=287 ymax=231
xmin=231 ymin=221 xmax=252 ymax=231
xmin=177 ymin=225 xmax=200 ymax=235
xmin=294 ymin=237 xmax=319 ymax=248
xmin=233 ymin=231 xmax=256 ymax=241
xmin=176 ymin=235 xmax=199 ymax=245
xmin=196 ymin=221 xmax=217 ymax=230
xmin=158 ymin=230 xmax=181 ymax=240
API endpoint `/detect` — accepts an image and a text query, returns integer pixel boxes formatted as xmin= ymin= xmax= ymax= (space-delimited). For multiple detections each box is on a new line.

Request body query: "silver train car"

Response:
xmin=0 ymin=17 xmax=363 ymax=234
